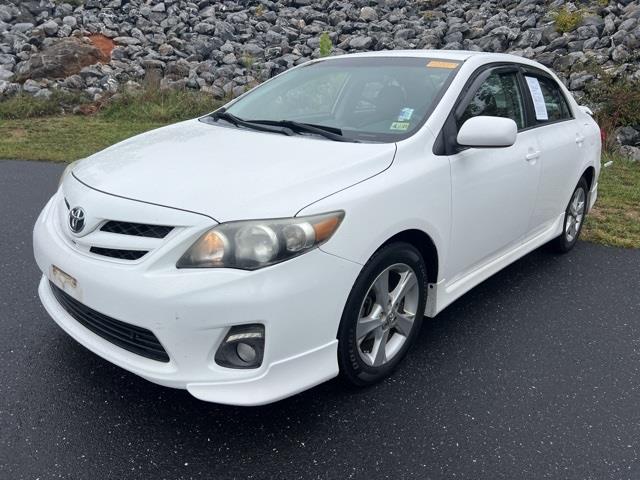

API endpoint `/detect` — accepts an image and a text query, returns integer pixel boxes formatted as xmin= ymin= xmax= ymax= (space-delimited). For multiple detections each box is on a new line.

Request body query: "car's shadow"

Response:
xmin=47 ymin=242 xmax=573 ymax=443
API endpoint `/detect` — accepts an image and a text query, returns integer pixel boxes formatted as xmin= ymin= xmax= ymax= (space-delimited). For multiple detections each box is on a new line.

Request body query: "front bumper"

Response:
xmin=34 ymin=188 xmax=361 ymax=406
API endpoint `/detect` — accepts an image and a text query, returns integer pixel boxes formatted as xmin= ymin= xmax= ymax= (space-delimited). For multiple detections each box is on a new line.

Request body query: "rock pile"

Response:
xmin=0 ymin=0 xmax=639 ymax=149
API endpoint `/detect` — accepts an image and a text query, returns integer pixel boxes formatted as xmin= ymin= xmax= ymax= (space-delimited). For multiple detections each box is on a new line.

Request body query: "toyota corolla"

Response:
xmin=33 ymin=51 xmax=601 ymax=405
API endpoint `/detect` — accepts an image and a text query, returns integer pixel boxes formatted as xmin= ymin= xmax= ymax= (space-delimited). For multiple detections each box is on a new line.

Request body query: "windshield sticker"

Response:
xmin=427 ymin=60 xmax=460 ymax=69
xmin=525 ymin=76 xmax=549 ymax=121
xmin=397 ymin=108 xmax=414 ymax=122
xmin=390 ymin=122 xmax=410 ymax=131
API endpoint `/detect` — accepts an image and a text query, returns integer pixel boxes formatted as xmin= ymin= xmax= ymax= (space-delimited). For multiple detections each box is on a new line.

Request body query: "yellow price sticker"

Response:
xmin=427 ymin=60 xmax=460 ymax=69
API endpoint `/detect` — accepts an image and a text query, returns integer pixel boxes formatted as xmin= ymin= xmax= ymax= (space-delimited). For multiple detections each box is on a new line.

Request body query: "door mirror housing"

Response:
xmin=456 ymin=116 xmax=517 ymax=148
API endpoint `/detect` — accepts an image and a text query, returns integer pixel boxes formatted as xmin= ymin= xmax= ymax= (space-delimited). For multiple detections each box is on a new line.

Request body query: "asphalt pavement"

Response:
xmin=1 ymin=159 xmax=639 ymax=480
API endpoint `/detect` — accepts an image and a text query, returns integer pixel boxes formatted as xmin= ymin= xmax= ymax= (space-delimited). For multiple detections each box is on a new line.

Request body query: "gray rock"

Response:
xmin=569 ymin=72 xmax=595 ymax=90
xmin=611 ymin=45 xmax=630 ymax=62
xmin=22 ymin=79 xmax=41 ymax=94
xmin=12 ymin=22 xmax=34 ymax=33
xmin=0 ymin=54 xmax=15 ymax=67
xmin=34 ymin=88 xmax=52 ymax=99
xmin=63 ymin=74 xmax=85 ymax=89
xmin=620 ymin=145 xmax=640 ymax=161
xmin=232 ymin=85 xmax=246 ymax=98
xmin=349 ymin=36 xmax=373 ymax=49
xmin=42 ymin=20 xmax=59 ymax=36
xmin=16 ymin=37 xmax=108 ymax=81
xmin=222 ymin=53 xmax=237 ymax=65
xmin=194 ymin=22 xmax=215 ymax=35
xmin=62 ymin=16 xmax=77 ymax=28
xmin=0 ymin=80 xmax=20 ymax=96
xmin=615 ymin=126 xmax=640 ymax=146
xmin=0 ymin=67 xmax=14 ymax=81
xmin=114 ymin=37 xmax=141 ymax=46
xmin=360 ymin=7 xmax=378 ymax=22
xmin=0 ymin=5 xmax=14 ymax=23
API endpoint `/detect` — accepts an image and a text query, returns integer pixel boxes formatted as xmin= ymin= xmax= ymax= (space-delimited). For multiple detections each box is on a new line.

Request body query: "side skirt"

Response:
xmin=424 ymin=212 xmax=565 ymax=317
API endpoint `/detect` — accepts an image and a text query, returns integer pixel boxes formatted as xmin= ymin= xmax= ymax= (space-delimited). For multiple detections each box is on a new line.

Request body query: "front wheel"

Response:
xmin=337 ymin=242 xmax=427 ymax=386
xmin=551 ymin=177 xmax=589 ymax=253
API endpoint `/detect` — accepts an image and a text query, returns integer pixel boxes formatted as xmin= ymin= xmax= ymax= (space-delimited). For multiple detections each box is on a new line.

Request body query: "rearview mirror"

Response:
xmin=457 ymin=116 xmax=517 ymax=148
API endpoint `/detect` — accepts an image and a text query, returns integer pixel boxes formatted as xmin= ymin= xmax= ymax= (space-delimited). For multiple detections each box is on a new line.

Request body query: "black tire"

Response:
xmin=551 ymin=177 xmax=589 ymax=253
xmin=337 ymin=242 xmax=428 ymax=386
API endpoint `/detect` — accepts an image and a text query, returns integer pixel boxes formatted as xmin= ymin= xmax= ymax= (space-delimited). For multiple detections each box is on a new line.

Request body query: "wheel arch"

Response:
xmin=581 ymin=165 xmax=595 ymax=191
xmin=379 ymin=229 xmax=439 ymax=285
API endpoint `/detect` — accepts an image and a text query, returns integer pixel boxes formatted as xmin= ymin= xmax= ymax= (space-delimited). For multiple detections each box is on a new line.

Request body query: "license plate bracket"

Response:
xmin=50 ymin=265 xmax=81 ymax=299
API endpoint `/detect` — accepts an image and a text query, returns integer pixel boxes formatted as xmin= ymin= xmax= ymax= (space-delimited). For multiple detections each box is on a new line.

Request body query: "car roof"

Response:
xmin=321 ymin=49 xmax=544 ymax=67
xmin=332 ymin=50 xmax=480 ymax=61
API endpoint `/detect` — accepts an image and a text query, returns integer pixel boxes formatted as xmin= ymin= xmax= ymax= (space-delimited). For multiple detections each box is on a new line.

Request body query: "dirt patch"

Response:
xmin=88 ymin=34 xmax=115 ymax=59
xmin=8 ymin=128 xmax=27 ymax=139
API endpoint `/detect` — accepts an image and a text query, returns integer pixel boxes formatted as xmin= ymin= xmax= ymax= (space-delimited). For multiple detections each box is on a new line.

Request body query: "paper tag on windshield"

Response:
xmin=390 ymin=122 xmax=410 ymax=131
xmin=525 ymin=76 xmax=548 ymax=121
xmin=397 ymin=108 xmax=414 ymax=121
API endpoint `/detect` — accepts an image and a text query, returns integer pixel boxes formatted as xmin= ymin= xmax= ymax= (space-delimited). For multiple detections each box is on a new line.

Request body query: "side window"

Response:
xmin=535 ymin=76 xmax=572 ymax=123
xmin=458 ymin=72 xmax=526 ymax=130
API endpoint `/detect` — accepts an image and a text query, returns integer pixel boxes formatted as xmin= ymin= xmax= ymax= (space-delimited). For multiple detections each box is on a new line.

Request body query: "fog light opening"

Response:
xmin=215 ymin=324 xmax=265 ymax=369
xmin=236 ymin=342 xmax=257 ymax=363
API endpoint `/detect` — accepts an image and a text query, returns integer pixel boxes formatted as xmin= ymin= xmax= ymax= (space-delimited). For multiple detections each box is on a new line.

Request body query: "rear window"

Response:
xmin=525 ymin=75 xmax=572 ymax=124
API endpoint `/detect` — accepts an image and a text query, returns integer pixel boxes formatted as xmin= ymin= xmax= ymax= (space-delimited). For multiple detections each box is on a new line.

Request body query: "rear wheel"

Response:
xmin=337 ymin=242 xmax=427 ymax=386
xmin=551 ymin=177 xmax=589 ymax=253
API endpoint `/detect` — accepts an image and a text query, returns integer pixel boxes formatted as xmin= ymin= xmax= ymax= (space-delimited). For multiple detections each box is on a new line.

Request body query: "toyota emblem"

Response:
xmin=68 ymin=207 xmax=86 ymax=234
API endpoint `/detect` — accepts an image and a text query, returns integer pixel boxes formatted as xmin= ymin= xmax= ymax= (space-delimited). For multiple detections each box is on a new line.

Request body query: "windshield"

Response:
xmin=223 ymin=56 xmax=461 ymax=143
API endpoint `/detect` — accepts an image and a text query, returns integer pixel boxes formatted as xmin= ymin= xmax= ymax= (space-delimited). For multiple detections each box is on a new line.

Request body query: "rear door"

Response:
xmin=520 ymin=70 xmax=582 ymax=231
xmin=443 ymin=66 xmax=542 ymax=281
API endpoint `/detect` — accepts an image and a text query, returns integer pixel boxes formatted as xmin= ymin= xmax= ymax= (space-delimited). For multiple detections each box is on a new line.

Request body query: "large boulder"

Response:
xmin=15 ymin=37 xmax=109 ymax=82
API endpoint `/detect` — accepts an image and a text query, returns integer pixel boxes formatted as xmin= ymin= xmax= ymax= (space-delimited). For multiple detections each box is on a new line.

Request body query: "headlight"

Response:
xmin=177 ymin=211 xmax=344 ymax=270
xmin=58 ymin=160 xmax=79 ymax=188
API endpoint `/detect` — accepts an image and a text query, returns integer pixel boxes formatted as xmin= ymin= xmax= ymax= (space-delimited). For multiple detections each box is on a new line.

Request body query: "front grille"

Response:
xmin=90 ymin=247 xmax=148 ymax=260
xmin=49 ymin=281 xmax=170 ymax=362
xmin=101 ymin=221 xmax=173 ymax=239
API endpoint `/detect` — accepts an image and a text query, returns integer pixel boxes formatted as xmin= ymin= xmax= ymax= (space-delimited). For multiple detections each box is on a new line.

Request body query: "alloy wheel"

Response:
xmin=565 ymin=187 xmax=586 ymax=243
xmin=356 ymin=263 xmax=419 ymax=367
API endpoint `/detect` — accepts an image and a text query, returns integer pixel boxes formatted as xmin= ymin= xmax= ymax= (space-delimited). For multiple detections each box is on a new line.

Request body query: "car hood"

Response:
xmin=73 ymin=119 xmax=396 ymax=222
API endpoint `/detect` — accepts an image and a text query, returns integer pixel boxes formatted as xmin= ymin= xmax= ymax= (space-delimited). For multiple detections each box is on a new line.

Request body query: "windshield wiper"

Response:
xmin=208 ymin=109 xmax=295 ymax=136
xmin=249 ymin=120 xmax=358 ymax=143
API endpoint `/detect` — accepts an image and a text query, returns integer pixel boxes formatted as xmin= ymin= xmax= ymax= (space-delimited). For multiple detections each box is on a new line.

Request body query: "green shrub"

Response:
xmin=584 ymin=72 xmax=640 ymax=152
xmin=552 ymin=6 xmax=584 ymax=33
xmin=0 ymin=91 xmax=89 ymax=120
xmin=99 ymin=88 xmax=225 ymax=123
xmin=319 ymin=32 xmax=333 ymax=57
xmin=242 ymin=54 xmax=255 ymax=70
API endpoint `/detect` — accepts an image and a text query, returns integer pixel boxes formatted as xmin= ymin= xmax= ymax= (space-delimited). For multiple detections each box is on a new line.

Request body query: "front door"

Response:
xmin=446 ymin=69 xmax=541 ymax=281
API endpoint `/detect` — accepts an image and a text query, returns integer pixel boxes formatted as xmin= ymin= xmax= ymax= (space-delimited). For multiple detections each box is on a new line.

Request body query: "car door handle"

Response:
xmin=525 ymin=151 xmax=540 ymax=161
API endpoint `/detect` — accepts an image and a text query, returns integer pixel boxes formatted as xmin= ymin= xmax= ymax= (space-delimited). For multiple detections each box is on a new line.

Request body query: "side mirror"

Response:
xmin=456 ymin=116 xmax=517 ymax=148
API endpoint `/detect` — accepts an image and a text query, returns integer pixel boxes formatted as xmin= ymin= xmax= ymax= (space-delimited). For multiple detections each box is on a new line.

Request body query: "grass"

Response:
xmin=582 ymin=154 xmax=640 ymax=249
xmin=0 ymin=89 xmax=224 ymax=162
xmin=0 ymin=91 xmax=638 ymax=248
xmin=0 ymin=117 xmax=164 ymax=162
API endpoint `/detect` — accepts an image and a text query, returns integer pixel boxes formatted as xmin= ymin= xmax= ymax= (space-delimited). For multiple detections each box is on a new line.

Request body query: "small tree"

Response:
xmin=319 ymin=32 xmax=333 ymax=58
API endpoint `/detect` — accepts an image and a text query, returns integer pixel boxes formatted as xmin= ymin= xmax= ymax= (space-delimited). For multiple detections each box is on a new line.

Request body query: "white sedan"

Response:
xmin=33 ymin=50 xmax=601 ymax=405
